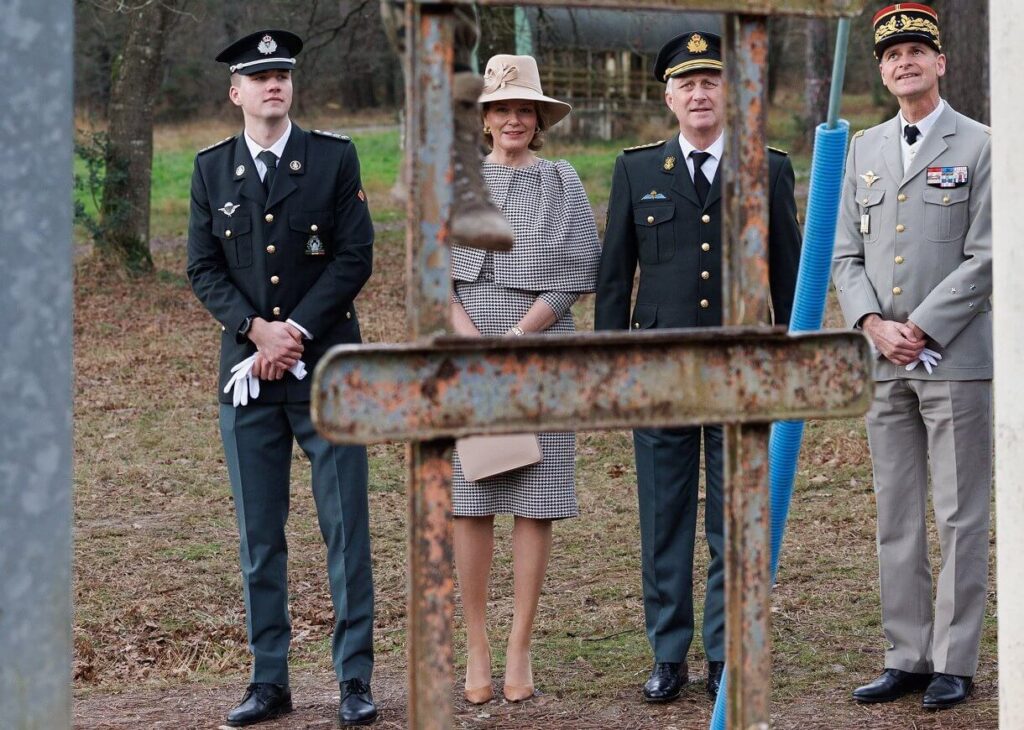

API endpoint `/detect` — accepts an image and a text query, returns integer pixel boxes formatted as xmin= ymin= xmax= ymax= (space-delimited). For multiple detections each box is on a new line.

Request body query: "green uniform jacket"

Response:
xmin=595 ymin=135 xmax=801 ymax=331
xmin=187 ymin=125 xmax=374 ymax=403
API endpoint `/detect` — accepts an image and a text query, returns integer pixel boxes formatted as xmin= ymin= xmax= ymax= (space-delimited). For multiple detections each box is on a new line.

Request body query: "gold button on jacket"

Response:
xmin=265 ymin=213 xmax=274 ymax=223
xmin=266 ymin=245 xmax=276 ymax=254
xmin=701 ymin=214 xmax=711 ymax=224
xmin=270 ymin=275 xmax=280 ymax=285
xmin=699 ymin=299 xmax=710 ymax=309
xmin=892 ymin=286 xmax=902 ymax=295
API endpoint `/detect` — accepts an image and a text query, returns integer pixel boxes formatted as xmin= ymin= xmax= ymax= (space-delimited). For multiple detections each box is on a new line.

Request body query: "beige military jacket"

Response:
xmin=833 ymin=103 xmax=992 ymax=381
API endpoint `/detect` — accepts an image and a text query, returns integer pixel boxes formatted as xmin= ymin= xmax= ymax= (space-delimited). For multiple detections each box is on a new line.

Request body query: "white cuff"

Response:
xmin=286 ymin=318 xmax=313 ymax=340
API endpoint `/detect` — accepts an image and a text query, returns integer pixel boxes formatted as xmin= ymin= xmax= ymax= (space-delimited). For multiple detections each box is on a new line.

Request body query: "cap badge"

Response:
xmin=860 ymin=170 xmax=880 ymax=187
xmin=289 ymin=160 xmax=301 ymax=171
xmin=218 ymin=201 xmax=240 ymax=216
xmin=258 ymin=35 xmax=278 ymax=56
xmin=235 ymin=164 xmax=245 ymax=177
xmin=663 ymin=156 xmax=676 ymax=171
xmin=687 ymin=34 xmax=709 ymax=54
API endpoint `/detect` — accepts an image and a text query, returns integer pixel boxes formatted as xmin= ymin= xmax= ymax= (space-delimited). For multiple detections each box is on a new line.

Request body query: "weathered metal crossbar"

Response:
xmin=312 ymin=2 xmax=872 ymax=728
xmin=313 ymin=330 xmax=871 ymax=443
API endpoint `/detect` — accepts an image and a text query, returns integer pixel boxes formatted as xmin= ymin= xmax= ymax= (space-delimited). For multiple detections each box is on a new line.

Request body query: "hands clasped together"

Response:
xmin=224 ymin=319 xmax=308 ymax=407
xmin=861 ymin=314 xmax=941 ymax=374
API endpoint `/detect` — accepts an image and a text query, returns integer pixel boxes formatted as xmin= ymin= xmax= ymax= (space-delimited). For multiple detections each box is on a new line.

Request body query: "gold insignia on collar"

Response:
xmin=289 ymin=160 xmax=301 ymax=171
xmin=687 ymin=34 xmax=708 ymax=54
xmin=860 ymin=170 xmax=880 ymax=187
xmin=663 ymin=156 xmax=676 ymax=171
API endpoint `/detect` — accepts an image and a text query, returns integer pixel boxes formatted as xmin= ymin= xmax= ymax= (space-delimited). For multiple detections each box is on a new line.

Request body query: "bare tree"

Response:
xmin=98 ymin=0 xmax=183 ymax=273
xmin=800 ymin=18 xmax=831 ymax=151
xmin=934 ymin=0 xmax=989 ymax=124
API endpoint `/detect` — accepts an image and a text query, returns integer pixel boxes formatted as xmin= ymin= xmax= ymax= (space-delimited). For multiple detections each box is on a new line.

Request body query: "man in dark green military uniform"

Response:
xmin=594 ymin=30 xmax=801 ymax=703
xmin=187 ymin=29 xmax=377 ymax=727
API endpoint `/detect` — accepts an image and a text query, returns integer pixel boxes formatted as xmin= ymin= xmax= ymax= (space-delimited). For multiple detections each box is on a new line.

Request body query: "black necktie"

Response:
xmin=903 ymin=124 xmax=921 ymax=145
xmin=257 ymin=150 xmax=278 ymax=194
xmin=690 ymin=151 xmax=712 ymax=206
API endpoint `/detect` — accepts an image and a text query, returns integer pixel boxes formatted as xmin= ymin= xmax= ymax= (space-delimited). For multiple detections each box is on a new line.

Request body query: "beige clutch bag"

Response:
xmin=456 ymin=433 xmax=542 ymax=482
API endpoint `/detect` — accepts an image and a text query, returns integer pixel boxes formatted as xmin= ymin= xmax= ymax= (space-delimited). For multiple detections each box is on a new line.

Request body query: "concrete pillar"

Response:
xmin=991 ymin=1 xmax=1023 ymax=726
xmin=0 ymin=2 xmax=75 ymax=728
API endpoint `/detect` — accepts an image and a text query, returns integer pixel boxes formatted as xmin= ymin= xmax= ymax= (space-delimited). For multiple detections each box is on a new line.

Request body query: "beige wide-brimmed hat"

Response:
xmin=478 ymin=54 xmax=572 ymax=128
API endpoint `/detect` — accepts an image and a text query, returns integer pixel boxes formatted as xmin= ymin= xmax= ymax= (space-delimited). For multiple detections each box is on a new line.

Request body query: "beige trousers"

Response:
xmin=865 ymin=378 xmax=992 ymax=677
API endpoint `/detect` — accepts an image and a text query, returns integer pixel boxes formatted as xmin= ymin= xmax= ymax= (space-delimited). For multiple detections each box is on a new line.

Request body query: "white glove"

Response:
xmin=224 ymin=356 xmax=308 ymax=407
xmin=224 ymin=354 xmax=257 ymax=407
xmin=906 ymin=347 xmax=942 ymax=374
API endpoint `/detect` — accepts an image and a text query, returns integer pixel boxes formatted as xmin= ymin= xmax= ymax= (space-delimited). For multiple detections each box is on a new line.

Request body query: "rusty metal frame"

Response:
xmin=313 ymin=2 xmax=873 ymax=728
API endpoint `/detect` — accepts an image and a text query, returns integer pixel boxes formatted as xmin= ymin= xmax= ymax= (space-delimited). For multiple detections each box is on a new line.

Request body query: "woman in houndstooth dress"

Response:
xmin=449 ymin=54 xmax=600 ymax=705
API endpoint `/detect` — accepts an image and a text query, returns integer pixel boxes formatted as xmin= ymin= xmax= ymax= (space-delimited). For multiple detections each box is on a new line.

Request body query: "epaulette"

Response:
xmin=197 ymin=135 xmax=235 ymax=155
xmin=623 ymin=140 xmax=665 ymax=153
xmin=852 ymin=129 xmax=865 ymax=140
xmin=767 ymin=145 xmax=788 ymax=156
xmin=313 ymin=129 xmax=351 ymax=141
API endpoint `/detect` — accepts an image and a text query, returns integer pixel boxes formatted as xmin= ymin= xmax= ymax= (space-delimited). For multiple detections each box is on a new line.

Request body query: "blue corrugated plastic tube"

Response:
xmin=709 ymin=116 xmax=851 ymax=729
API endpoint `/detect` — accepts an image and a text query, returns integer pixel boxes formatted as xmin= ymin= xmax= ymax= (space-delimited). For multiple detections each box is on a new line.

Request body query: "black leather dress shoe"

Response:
xmin=643 ymin=661 xmax=688 ymax=703
xmin=923 ymin=673 xmax=972 ymax=709
xmin=852 ymin=668 xmax=931 ymax=703
xmin=226 ymin=683 xmax=292 ymax=726
xmin=706 ymin=661 xmax=724 ymax=699
xmin=339 ymin=678 xmax=378 ymax=726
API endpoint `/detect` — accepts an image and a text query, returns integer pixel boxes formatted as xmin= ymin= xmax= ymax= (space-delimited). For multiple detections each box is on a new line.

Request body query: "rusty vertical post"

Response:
xmin=405 ymin=1 xmax=454 ymax=340
xmin=404 ymin=3 xmax=456 ymax=728
xmin=406 ymin=440 xmax=455 ymax=729
xmin=721 ymin=14 xmax=773 ymax=730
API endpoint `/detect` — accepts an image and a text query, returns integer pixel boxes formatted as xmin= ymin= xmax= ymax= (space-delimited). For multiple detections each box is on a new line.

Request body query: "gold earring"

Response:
xmin=483 ymin=125 xmax=491 ymax=134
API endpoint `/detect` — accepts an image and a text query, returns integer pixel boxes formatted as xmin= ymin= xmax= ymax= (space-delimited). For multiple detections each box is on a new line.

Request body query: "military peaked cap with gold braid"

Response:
xmin=653 ymin=31 xmax=722 ymax=83
xmin=873 ymin=3 xmax=941 ymax=59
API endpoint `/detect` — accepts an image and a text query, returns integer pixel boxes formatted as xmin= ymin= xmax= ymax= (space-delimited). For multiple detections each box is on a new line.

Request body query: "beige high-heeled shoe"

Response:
xmin=503 ymin=651 xmax=535 ymax=702
xmin=464 ymin=683 xmax=495 ymax=705
xmin=464 ymin=646 xmax=493 ymax=705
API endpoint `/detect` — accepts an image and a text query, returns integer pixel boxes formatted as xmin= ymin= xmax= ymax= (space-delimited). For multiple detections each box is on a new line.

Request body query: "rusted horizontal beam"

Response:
xmin=412 ymin=0 xmax=868 ymax=18
xmin=312 ymin=329 xmax=874 ymax=444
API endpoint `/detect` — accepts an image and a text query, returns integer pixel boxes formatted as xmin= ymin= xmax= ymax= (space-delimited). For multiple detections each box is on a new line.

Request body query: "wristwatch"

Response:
xmin=509 ymin=325 xmax=525 ymax=336
xmin=237 ymin=315 xmax=255 ymax=341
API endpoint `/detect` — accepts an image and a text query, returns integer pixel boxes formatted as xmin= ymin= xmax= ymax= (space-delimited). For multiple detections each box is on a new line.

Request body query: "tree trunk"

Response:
xmin=99 ymin=1 xmax=177 ymax=274
xmin=934 ymin=0 xmax=989 ymax=124
xmin=801 ymin=18 xmax=831 ymax=151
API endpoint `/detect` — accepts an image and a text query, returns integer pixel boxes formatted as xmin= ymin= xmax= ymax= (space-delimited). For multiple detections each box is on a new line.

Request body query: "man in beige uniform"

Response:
xmin=832 ymin=3 xmax=992 ymax=710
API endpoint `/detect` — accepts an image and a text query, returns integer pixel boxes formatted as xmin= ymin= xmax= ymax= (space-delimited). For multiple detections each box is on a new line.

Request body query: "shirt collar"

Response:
xmin=244 ymin=120 xmax=292 ymax=163
xmin=900 ymin=99 xmax=945 ymax=143
xmin=678 ymin=130 xmax=725 ymax=161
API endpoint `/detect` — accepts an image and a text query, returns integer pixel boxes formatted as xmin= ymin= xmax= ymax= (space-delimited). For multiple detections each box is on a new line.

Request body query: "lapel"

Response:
xmin=877 ymin=116 xmax=904 ymax=188
xmin=665 ymin=136 xmax=701 ymax=207
xmin=266 ymin=124 xmax=306 ymax=212
xmin=902 ymin=104 xmax=956 ymax=186
xmin=704 ymin=156 xmax=722 ymax=210
xmin=233 ymin=135 xmax=267 ymax=207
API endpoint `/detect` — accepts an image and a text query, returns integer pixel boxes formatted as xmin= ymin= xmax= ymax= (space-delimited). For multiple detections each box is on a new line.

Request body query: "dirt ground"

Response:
xmin=74 ymin=662 xmax=997 ymax=729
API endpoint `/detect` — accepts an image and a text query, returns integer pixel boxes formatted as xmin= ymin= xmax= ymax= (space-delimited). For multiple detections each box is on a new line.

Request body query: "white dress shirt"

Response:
xmin=243 ymin=120 xmax=291 ymax=182
xmin=899 ymin=99 xmax=945 ymax=173
xmin=678 ymin=131 xmax=725 ymax=184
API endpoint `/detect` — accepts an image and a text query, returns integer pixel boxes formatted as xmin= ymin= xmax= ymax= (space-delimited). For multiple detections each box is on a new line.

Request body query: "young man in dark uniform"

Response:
xmin=594 ymin=30 xmax=801 ymax=703
xmin=187 ymin=29 xmax=377 ymax=726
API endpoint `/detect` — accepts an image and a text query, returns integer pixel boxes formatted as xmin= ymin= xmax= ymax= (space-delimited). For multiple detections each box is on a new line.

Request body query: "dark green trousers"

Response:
xmin=634 ymin=425 xmax=725 ymax=664
xmin=220 ymin=403 xmax=373 ymax=685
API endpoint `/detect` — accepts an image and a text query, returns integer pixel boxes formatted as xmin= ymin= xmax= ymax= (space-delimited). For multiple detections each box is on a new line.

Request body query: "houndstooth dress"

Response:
xmin=450 ymin=158 xmax=601 ymax=520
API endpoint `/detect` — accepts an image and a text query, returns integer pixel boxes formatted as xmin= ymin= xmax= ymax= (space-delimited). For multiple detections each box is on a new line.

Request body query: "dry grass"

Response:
xmin=73 ymin=128 xmax=997 ymax=729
